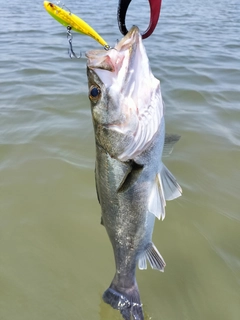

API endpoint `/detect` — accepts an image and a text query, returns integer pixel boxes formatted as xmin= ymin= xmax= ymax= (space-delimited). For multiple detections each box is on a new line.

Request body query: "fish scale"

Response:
xmin=86 ymin=26 xmax=182 ymax=320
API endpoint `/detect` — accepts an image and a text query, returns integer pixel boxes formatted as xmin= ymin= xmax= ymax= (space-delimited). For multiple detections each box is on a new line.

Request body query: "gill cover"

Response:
xmin=87 ymin=26 xmax=164 ymax=161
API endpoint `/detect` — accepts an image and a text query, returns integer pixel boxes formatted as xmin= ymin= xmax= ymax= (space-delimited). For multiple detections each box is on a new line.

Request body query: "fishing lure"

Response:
xmin=43 ymin=1 xmax=110 ymax=55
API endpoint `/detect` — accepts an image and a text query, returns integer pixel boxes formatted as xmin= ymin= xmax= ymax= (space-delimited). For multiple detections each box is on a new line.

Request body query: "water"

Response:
xmin=0 ymin=0 xmax=240 ymax=319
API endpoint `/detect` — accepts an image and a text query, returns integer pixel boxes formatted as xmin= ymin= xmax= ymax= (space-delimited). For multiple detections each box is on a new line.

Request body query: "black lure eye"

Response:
xmin=89 ymin=85 xmax=101 ymax=101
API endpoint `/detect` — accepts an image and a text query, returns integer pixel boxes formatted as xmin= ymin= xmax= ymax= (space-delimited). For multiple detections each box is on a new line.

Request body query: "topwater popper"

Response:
xmin=87 ymin=26 xmax=182 ymax=320
xmin=43 ymin=1 xmax=110 ymax=50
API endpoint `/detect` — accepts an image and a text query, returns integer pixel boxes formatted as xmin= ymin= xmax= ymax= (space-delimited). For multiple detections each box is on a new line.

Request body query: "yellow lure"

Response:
xmin=43 ymin=1 xmax=109 ymax=48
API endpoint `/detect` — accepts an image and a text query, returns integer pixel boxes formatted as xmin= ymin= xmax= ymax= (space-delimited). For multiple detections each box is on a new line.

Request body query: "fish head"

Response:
xmin=86 ymin=26 xmax=163 ymax=161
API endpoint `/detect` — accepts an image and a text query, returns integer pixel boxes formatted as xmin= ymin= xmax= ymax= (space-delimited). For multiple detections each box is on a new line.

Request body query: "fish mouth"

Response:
xmin=115 ymin=25 xmax=140 ymax=51
xmin=86 ymin=26 xmax=141 ymax=86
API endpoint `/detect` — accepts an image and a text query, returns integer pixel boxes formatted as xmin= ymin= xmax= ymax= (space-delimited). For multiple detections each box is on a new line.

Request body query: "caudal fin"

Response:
xmin=103 ymin=285 xmax=144 ymax=320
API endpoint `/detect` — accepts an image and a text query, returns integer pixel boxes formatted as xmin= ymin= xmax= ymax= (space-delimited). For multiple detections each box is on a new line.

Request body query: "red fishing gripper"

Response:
xmin=117 ymin=0 xmax=162 ymax=39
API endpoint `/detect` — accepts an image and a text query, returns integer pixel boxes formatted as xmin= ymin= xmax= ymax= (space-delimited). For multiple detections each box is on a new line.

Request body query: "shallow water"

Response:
xmin=0 ymin=0 xmax=240 ymax=319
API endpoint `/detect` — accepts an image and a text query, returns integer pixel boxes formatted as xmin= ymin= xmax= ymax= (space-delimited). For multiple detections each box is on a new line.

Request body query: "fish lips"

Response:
xmin=86 ymin=26 xmax=141 ymax=87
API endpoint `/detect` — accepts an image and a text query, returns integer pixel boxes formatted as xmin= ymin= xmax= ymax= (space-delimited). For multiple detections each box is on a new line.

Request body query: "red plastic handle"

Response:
xmin=117 ymin=0 xmax=162 ymax=39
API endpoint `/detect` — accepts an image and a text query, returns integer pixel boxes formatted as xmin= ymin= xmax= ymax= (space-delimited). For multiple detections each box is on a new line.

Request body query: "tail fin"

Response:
xmin=103 ymin=285 xmax=144 ymax=320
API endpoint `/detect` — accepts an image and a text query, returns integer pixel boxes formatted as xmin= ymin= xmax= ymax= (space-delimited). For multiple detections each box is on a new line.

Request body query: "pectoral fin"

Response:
xmin=117 ymin=161 xmax=143 ymax=193
xmin=138 ymin=243 xmax=166 ymax=272
xmin=163 ymin=133 xmax=181 ymax=157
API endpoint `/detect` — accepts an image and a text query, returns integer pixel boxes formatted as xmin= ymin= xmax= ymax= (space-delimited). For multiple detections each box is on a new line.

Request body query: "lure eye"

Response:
xmin=89 ymin=85 xmax=101 ymax=102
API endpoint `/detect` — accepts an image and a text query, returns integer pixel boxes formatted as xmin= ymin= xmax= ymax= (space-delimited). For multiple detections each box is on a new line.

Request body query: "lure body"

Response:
xmin=43 ymin=1 xmax=109 ymax=47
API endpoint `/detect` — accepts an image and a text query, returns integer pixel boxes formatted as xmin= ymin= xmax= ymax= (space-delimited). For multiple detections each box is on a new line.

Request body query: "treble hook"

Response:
xmin=117 ymin=0 xmax=162 ymax=39
xmin=66 ymin=26 xmax=81 ymax=59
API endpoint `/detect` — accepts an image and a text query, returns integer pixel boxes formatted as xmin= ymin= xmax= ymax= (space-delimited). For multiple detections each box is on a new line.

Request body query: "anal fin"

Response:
xmin=138 ymin=243 xmax=166 ymax=272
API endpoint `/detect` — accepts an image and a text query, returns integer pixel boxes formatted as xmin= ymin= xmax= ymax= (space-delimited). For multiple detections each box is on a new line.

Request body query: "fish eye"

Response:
xmin=89 ymin=85 xmax=101 ymax=102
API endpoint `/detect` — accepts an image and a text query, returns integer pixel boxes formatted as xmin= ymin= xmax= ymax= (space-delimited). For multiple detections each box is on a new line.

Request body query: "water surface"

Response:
xmin=0 ymin=0 xmax=240 ymax=319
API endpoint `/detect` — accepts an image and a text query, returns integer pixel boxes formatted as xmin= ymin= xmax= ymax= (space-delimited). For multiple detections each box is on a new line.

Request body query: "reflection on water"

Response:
xmin=0 ymin=0 xmax=240 ymax=319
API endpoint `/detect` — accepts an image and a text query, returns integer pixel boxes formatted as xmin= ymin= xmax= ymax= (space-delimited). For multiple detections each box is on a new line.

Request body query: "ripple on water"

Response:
xmin=0 ymin=1 xmax=240 ymax=320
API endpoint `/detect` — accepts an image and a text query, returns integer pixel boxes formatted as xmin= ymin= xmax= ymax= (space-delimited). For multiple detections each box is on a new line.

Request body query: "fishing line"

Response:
xmin=56 ymin=0 xmax=71 ymax=13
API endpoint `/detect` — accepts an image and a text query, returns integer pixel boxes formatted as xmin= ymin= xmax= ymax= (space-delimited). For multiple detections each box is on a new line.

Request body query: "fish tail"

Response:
xmin=103 ymin=284 xmax=144 ymax=320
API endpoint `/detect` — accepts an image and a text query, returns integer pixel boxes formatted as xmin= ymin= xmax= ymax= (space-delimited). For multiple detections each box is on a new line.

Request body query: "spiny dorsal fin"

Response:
xmin=138 ymin=243 xmax=166 ymax=272
xmin=95 ymin=167 xmax=101 ymax=204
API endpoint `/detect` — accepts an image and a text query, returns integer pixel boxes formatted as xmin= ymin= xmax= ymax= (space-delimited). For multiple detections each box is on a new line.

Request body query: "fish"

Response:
xmin=86 ymin=26 xmax=182 ymax=320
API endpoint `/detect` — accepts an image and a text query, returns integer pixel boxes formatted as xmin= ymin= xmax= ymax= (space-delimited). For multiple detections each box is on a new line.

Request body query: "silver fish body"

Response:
xmin=86 ymin=27 xmax=182 ymax=320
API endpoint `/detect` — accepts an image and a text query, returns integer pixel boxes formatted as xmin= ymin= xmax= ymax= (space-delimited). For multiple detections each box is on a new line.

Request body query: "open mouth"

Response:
xmin=86 ymin=26 xmax=140 ymax=68
xmin=86 ymin=26 xmax=141 ymax=87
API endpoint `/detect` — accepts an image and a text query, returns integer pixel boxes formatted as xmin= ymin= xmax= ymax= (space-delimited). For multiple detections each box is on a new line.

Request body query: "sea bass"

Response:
xmin=86 ymin=26 xmax=182 ymax=320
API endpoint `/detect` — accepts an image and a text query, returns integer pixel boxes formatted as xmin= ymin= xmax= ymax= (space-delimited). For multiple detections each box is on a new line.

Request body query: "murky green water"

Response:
xmin=0 ymin=0 xmax=239 ymax=319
